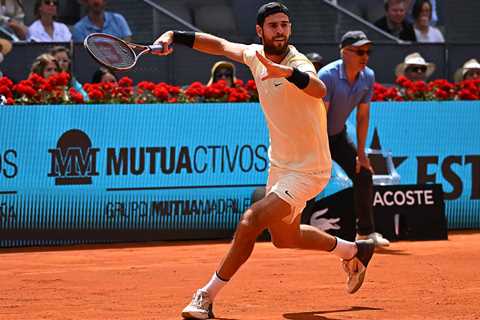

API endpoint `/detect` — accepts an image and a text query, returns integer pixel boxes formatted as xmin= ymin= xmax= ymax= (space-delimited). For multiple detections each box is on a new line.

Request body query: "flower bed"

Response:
xmin=1 ymin=73 xmax=479 ymax=105
xmin=0 ymin=73 xmax=258 ymax=105
xmin=373 ymin=76 xmax=480 ymax=101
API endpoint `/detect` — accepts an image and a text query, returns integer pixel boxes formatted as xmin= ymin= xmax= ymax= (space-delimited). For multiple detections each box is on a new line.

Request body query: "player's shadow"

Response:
xmin=283 ymin=306 xmax=383 ymax=320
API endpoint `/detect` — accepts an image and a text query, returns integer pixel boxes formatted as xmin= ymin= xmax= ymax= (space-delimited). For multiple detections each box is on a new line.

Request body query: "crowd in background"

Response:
xmin=0 ymin=0 xmax=478 ymax=105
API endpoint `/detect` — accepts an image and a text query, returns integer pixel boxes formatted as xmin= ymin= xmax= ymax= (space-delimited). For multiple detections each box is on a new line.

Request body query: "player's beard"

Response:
xmin=263 ymin=36 xmax=289 ymax=56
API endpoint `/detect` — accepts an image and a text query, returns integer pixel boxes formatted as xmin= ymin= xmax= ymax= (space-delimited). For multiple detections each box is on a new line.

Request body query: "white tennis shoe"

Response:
xmin=181 ymin=289 xmax=214 ymax=319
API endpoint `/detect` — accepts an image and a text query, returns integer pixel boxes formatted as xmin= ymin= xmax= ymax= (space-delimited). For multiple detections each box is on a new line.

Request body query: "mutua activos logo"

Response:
xmin=48 ymin=129 xmax=269 ymax=186
xmin=48 ymin=129 xmax=100 ymax=185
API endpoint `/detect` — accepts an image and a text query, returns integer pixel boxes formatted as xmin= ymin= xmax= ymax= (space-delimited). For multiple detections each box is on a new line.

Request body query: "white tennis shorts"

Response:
xmin=266 ymin=165 xmax=330 ymax=224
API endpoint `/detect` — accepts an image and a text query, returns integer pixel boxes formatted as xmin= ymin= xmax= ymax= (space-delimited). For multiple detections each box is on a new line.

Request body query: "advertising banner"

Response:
xmin=0 ymin=103 xmax=269 ymax=244
xmin=302 ymin=184 xmax=447 ymax=241
xmin=0 ymin=101 xmax=478 ymax=246
xmin=355 ymin=101 xmax=480 ymax=229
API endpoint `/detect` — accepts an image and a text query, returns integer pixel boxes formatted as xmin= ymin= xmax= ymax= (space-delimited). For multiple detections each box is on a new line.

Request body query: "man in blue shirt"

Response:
xmin=318 ymin=30 xmax=389 ymax=247
xmin=72 ymin=0 xmax=132 ymax=42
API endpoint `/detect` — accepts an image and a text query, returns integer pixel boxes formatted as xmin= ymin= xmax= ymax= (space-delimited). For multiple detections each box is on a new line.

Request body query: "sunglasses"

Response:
xmin=216 ymin=71 xmax=233 ymax=78
xmin=346 ymin=48 xmax=372 ymax=56
xmin=406 ymin=65 xmax=428 ymax=73
xmin=43 ymin=0 xmax=58 ymax=5
xmin=465 ymin=70 xmax=480 ymax=77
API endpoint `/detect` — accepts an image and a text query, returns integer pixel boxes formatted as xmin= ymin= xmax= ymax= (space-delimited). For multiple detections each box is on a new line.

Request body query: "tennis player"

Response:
xmin=153 ymin=3 xmax=375 ymax=319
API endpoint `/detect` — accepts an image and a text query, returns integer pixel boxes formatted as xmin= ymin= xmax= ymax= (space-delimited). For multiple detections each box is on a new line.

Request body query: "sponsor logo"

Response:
xmin=373 ymin=189 xmax=435 ymax=207
xmin=48 ymin=130 xmax=269 ymax=186
xmin=48 ymin=129 xmax=100 ymax=185
xmin=285 ymin=190 xmax=294 ymax=199
xmin=310 ymin=208 xmax=341 ymax=231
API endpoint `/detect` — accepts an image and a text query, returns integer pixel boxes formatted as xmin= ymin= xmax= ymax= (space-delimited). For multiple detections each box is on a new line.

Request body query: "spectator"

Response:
xmin=0 ymin=37 xmax=12 ymax=77
xmin=306 ymin=52 xmax=324 ymax=72
xmin=30 ymin=53 xmax=60 ymax=78
xmin=91 ymin=66 xmax=117 ymax=83
xmin=454 ymin=59 xmax=480 ymax=82
xmin=0 ymin=0 xmax=28 ymax=41
xmin=395 ymin=52 xmax=435 ymax=81
xmin=374 ymin=0 xmax=416 ymax=42
xmin=49 ymin=46 xmax=88 ymax=99
xmin=412 ymin=0 xmax=444 ymax=43
xmin=72 ymin=0 xmax=132 ymax=42
xmin=28 ymin=0 xmax=72 ymax=42
xmin=207 ymin=61 xmax=236 ymax=87
xmin=406 ymin=0 xmax=438 ymax=26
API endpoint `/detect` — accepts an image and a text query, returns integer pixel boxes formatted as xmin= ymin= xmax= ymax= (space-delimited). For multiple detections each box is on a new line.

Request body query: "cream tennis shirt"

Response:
xmin=243 ymin=44 xmax=331 ymax=174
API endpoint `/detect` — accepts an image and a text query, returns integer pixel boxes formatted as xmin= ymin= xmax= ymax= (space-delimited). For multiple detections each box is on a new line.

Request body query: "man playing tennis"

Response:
xmin=153 ymin=2 xmax=375 ymax=319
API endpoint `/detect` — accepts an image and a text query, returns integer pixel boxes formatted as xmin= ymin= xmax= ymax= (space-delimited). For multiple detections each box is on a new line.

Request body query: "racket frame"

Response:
xmin=84 ymin=33 xmax=163 ymax=71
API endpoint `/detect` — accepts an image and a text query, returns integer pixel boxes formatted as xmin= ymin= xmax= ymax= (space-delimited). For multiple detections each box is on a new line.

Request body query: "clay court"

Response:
xmin=0 ymin=232 xmax=479 ymax=320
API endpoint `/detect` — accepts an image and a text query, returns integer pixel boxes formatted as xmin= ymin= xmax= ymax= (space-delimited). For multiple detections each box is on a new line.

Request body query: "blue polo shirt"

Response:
xmin=318 ymin=59 xmax=375 ymax=136
xmin=72 ymin=11 xmax=132 ymax=42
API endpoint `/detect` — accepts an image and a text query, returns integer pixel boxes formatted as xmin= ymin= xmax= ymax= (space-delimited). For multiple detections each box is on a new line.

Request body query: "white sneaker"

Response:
xmin=357 ymin=232 xmax=390 ymax=247
xmin=342 ymin=239 xmax=375 ymax=294
xmin=181 ymin=289 xmax=214 ymax=319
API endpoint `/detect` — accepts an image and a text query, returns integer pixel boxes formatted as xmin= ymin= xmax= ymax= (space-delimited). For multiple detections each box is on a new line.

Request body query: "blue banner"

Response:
xmin=0 ymin=101 xmax=479 ymax=247
xmin=350 ymin=101 xmax=480 ymax=229
xmin=0 ymin=103 xmax=269 ymax=244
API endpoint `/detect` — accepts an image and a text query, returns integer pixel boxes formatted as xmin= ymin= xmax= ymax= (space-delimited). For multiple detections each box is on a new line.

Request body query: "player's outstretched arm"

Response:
xmin=255 ymin=51 xmax=326 ymax=99
xmin=153 ymin=31 xmax=249 ymax=64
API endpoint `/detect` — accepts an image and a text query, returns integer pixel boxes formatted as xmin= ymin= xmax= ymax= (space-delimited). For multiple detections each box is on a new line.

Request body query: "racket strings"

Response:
xmin=86 ymin=36 xmax=135 ymax=69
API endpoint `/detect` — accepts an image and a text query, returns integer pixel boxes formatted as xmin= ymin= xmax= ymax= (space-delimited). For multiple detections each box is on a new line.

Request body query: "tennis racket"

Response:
xmin=84 ymin=33 xmax=164 ymax=71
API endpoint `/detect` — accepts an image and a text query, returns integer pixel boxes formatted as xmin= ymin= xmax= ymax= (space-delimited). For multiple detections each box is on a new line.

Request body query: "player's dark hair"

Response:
xmin=256 ymin=2 xmax=290 ymax=26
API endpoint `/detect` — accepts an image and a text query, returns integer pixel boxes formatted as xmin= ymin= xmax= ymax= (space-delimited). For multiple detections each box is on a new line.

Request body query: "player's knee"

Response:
xmin=237 ymin=208 xmax=263 ymax=236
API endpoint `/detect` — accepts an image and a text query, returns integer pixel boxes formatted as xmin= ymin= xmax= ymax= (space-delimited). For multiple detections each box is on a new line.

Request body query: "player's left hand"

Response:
xmin=356 ymin=153 xmax=373 ymax=174
xmin=256 ymin=51 xmax=293 ymax=80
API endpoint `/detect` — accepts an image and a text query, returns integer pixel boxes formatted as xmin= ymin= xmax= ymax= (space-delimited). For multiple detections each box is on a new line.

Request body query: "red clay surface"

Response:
xmin=1 ymin=232 xmax=479 ymax=320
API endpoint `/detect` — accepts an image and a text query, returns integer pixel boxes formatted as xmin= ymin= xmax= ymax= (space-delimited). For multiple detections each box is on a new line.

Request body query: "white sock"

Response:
xmin=329 ymin=237 xmax=357 ymax=260
xmin=201 ymin=272 xmax=228 ymax=301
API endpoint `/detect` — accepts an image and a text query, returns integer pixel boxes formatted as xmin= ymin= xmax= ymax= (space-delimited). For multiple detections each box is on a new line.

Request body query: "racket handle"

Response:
xmin=148 ymin=44 xmax=164 ymax=52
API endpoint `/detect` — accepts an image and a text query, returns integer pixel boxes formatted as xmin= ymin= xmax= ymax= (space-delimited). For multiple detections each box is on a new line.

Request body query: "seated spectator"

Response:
xmin=72 ymin=0 xmax=132 ymax=42
xmin=412 ymin=0 xmax=444 ymax=43
xmin=30 ymin=53 xmax=60 ymax=78
xmin=49 ymin=46 xmax=88 ymax=99
xmin=207 ymin=61 xmax=236 ymax=87
xmin=395 ymin=52 xmax=435 ymax=81
xmin=0 ymin=0 xmax=28 ymax=41
xmin=0 ymin=37 xmax=12 ymax=77
xmin=91 ymin=66 xmax=117 ymax=83
xmin=28 ymin=0 xmax=72 ymax=42
xmin=305 ymin=52 xmax=324 ymax=72
xmin=374 ymin=0 xmax=416 ymax=42
xmin=454 ymin=59 xmax=480 ymax=82
xmin=406 ymin=0 xmax=438 ymax=26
